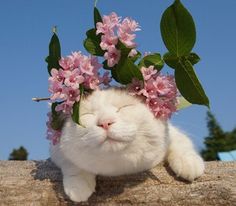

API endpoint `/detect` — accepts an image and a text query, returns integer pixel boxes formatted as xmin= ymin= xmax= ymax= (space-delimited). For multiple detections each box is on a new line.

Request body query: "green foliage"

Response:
xmin=160 ymin=0 xmax=196 ymax=56
xmin=9 ymin=146 xmax=28 ymax=161
xmin=161 ymin=0 xmax=209 ymax=107
xmin=72 ymin=85 xmax=84 ymax=124
xmin=163 ymin=52 xmax=200 ymax=69
xmin=46 ymin=0 xmax=211 ymax=128
xmin=138 ymin=53 xmax=164 ymax=71
xmin=187 ymin=53 xmax=200 ymax=65
xmin=100 ymin=40 xmax=143 ymax=84
xmin=129 ymin=51 xmax=142 ymax=63
xmin=112 ymin=57 xmax=143 ymax=84
xmin=176 ymin=96 xmax=192 ymax=110
xmin=111 ymin=41 xmax=143 ymax=84
xmin=45 ymin=29 xmax=61 ymax=75
xmin=175 ymin=60 xmax=209 ymax=107
xmin=72 ymin=102 xmax=80 ymax=124
xmin=84 ymin=29 xmax=104 ymax=56
xmin=201 ymin=112 xmax=236 ymax=161
xmin=94 ymin=7 xmax=102 ymax=26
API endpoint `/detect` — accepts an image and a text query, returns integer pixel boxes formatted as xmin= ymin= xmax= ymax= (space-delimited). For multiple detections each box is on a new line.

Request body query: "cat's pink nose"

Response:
xmin=97 ymin=119 xmax=114 ymax=130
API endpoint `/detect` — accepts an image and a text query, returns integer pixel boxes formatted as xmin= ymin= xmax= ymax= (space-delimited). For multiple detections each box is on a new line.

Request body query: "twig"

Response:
xmin=94 ymin=0 xmax=98 ymax=7
xmin=32 ymin=97 xmax=50 ymax=102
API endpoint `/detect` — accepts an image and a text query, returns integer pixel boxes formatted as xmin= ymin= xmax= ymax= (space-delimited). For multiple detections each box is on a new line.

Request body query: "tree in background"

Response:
xmin=201 ymin=111 xmax=236 ymax=161
xmin=8 ymin=146 xmax=28 ymax=160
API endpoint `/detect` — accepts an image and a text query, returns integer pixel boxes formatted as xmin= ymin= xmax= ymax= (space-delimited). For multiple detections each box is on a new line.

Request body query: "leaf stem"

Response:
xmin=94 ymin=0 xmax=98 ymax=7
xmin=52 ymin=26 xmax=57 ymax=34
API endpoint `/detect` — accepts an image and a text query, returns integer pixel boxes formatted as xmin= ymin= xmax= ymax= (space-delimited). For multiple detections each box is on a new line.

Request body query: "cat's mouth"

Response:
xmin=102 ymin=136 xmax=129 ymax=144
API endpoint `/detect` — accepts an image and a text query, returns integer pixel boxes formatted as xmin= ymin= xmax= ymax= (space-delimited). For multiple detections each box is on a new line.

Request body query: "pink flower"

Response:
xmin=119 ymin=17 xmax=140 ymax=33
xmin=96 ymin=12 xmax=120 ymax=35
xmin=64 ymin=69 xmax=84 ymax=89
xmin=84 ymin=75 xmax=100 ymax=90
xmin=47 ymin=127 xmax=62 ymax=145
xmin=47 ymin=50 xmax=112 ymax=145
xmin=55 ymin=101 xmax=74 ymax=114
xmin=104 ymin=46 xmax=121 ymax=67
xmin=46 ymin=112 xmax=62 ymax=145
xmin=63 ymin=87 xmax=81 ymax=102
xmin=100 ymin=71 xmax=112 ymax=86
xmin=79 ymin=56 xmax=94 ymax=75
xmin=49 ymin=68 xmax=65 ymax=83
xmin=90 ymin=56 xmax=103 ymax=72
xmin=70 ymin=51 xmax=83 ymax=68
xmin=117 ymin=17 xmax=140 ymax=48
xmin=142 ymin=79 xmax=157 ymax=98
xmin=48 ymin=81 xmax=65 ymax=101
xmin=59 ymin=57 xmax=74 ymax=70
xmin=100 ymin=33 xmax=118 ymax=50
xmin=128 ymin=49 xmax=138 ymax=57
xmin=141 ymin=66 xmax=157 ymax=81
xmin=127 ymin=78 xmax=144 ymax=96
xmin=128 ymin=67 xmax=178 ymax=120
xmin=117 ymin=31 xmax=136 ymax=48
xmin=153 ymin=75 xmax=172 ymax=96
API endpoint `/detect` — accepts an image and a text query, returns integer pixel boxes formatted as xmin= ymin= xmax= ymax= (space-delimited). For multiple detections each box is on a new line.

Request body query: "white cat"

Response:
xmin=50 ymin=88 xmax=204 ymax=202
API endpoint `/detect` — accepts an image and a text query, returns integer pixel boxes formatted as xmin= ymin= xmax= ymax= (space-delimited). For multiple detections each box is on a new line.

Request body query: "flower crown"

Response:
xmin=34 ymin=0 xmax=209 ymax=145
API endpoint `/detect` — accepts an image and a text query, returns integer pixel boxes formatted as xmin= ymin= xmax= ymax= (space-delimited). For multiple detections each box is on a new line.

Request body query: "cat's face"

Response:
xmin=78 ymin=88 xmax=151 ymax=152
xmin=59 ymin=88 xmax=167 ymax=175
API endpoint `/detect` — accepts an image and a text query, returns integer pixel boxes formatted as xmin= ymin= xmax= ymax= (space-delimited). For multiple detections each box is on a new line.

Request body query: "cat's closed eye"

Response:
xmin=80 ymin=112 xmax=95 ymax=117
xmin=116 ymin=104 xmax=135 ymax=112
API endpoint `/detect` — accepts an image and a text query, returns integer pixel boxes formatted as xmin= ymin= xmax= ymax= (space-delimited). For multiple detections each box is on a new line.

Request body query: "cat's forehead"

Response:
xmin=81 ymin=89 xmax=139 ymax=110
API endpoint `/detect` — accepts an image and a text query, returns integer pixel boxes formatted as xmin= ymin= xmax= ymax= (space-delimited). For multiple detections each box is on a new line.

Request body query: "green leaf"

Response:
xmin=177 ymin=96 xmax=192 ymax=110
xmin=112 ymin=57 xmax=143 ymax=84
xmin=139 ymin=53 xmax=164 ymax=71
xmin=163 ymin=52 xmax=179 ymax=69
xmin=175 ymin=60 xmax=209 ymax=107
xmin=71 ymin=85 xmax=84 ymax=125
xmin=72 ymin=101 xmax=80 ymax=124
xmin=84 ymin=29 xmax=104 ymax=56
xmin=46 ymin=32 xmax=61 ymax=75
xmin=116 ymin=40 xmax=132 ymax=56
xmin=94 ymin=7 xmax=102 ymax=27
xmin=129 ymin=51 xmax=141 ymax=62
xmin=160 ymin=0 xmax=196 ymax=56
xmin=102 ymin=60 xmax=112 ymax=70
xmin=163 ymin=52 xmax=200 ymax=69
xmin=187 ymin=52 xmax=200 ymax=65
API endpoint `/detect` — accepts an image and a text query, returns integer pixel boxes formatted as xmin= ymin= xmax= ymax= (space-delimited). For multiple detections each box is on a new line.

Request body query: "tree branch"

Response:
xmin=32 ymin=97 xmax=50 ymax=102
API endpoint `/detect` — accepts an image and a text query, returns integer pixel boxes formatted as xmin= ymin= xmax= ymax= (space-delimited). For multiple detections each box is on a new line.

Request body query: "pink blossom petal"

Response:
xmin=128 ymin=49 xmax=138 ymax=57
xmin=104 ymin=46 xmax=121 ymax=67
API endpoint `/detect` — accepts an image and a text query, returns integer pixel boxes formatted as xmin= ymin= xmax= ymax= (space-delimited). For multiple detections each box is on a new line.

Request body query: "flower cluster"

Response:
xmin=47 ymin=51 xmax=111 ymax=144
xmin=45 ymin=11 xmax=180 ymax=145
xmin=46 ymin=112 xmax=62 ymax=145
xmin=128 ymin=66 xmax=178 ymax=120
xmin=96 ymin=12 xmax=140 ymax=67
xmin=49 ymin=51 xmax=111 ymax=114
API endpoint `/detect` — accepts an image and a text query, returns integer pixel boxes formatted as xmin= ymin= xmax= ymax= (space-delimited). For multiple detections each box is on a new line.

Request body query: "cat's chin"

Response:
xmin=99 ymin=135 xmax=133 ymax=152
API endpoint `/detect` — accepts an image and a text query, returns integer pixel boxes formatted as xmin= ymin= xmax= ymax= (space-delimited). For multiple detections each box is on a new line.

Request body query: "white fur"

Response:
xmin=50 ymin=88 xmax=204 ymax=202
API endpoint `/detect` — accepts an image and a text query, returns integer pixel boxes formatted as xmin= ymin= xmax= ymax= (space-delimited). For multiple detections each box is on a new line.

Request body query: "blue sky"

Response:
xmin=0 ymin=0 xmax=236 ymax=160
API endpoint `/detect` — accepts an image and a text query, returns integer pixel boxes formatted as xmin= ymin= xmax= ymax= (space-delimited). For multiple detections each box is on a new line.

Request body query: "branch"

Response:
xmin=32 ymin=97 xmax=50 ymax=102
xmin=0 ymin=160 xmax=235 ymax=205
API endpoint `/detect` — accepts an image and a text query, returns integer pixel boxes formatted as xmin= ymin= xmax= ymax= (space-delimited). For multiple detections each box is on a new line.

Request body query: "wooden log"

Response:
xmin=0 ymin=160 xmax=235 ymax=205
